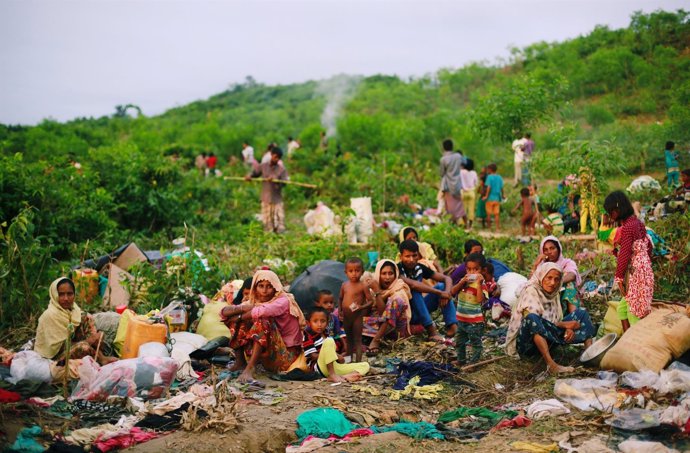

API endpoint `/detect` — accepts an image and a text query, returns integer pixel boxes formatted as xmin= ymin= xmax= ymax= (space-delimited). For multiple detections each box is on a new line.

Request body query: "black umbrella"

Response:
xmin=290 ymin=260 xmax=347 ymax=313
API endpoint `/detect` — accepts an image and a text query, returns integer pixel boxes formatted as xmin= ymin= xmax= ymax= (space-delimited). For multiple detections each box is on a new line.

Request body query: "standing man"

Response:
xmin=246 ymin=147 xmax=288 ymax=233
xmin=512 ymin=133 xmax=527 ymax=187
xmin=241 ymin=142 xmax=255 ymax=167
xmin=522 ymin=133 xmax=535 ymax=186
xmin=287 ymin=136 xmax=300 ymax=157
xmin=439 ymin=139 xmax=465 ymax=224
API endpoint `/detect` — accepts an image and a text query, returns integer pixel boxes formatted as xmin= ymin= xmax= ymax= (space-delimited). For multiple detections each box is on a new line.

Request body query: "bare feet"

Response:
xmin=428 ymin=334 xmax=445 ymax=343
xmin=237 ymin=370 xmax=255 ymax=383
xmin=343 ymin=372 xmax=363 ymax=382
xmin=548 ymin=364 xmax=575 ymax=375
xmin=328 ymin=374 xmax=347 ymax=383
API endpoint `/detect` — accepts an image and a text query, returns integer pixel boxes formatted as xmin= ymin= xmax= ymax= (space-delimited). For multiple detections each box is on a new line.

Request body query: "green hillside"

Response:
xmin=1 ymin=10 xmax=688 ymax=329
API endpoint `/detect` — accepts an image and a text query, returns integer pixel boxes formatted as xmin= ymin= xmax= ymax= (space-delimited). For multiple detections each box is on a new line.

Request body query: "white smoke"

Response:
xmin=316 ymin=74 xmax=362 ymax=138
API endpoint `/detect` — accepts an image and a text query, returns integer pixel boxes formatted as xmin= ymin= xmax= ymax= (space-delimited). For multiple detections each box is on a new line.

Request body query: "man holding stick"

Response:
xmin=246 ymin=147 xmax=288 ymax=233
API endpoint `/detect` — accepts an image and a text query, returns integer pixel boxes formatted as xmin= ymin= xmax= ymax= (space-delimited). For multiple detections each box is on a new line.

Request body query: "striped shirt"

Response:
xmin=303 ymin=328 xmax=326 ymax=358
xmin=544 ymin=213 xmax=564 ymax=235
xmin=456 ymin=281 xmax=486 ymax=324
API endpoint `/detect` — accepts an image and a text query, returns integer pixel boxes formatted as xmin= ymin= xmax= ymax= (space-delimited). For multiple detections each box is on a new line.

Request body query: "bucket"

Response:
xmin=121 ymin=317 xmax=168 ymax=359
xmin=73 ymin=268 xmax=99 ymax=305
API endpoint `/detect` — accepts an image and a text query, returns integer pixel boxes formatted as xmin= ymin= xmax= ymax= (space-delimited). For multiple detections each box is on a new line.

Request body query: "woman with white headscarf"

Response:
xmin=505 ymin=263 xmax=594 ymax=374
xmin=221 ymin=270 xmax=306 ymax=383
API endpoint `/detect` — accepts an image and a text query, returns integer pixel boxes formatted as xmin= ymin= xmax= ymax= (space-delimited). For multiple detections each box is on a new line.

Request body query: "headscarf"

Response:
xmin=249 ymin=270 xmax=306 ymax=330
xmin=34 ymin=277 xmax=83 ymax=359
xmin=212 ymin=279 xmax=244 ymax=304
xmin=505 ymin=263 xmax=564 ymax=357
xmin=539 ymin=236 xmax=582 ymax=286
xmin=397 ymin=226 xmax=438 ymax=266
xmin=373 ymin=259 xmax=412 ymax=320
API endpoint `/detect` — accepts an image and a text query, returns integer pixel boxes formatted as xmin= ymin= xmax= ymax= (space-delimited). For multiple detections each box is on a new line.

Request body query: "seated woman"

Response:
xmin=34 ymin=277 xmax=116 ymax=364
xmin=505 ymin=263 xmax=595 ymax=374
xmin=220 ymin=270 xmax=306 ymax=383
xmin=396 ymin=226 xmax=441 ymax=272
xmin=531 ymin=236 xmax=581 ymax=313
xmin=362 ymin=259 xmax=412 ymax=355
xmin=450 ymin=239 xmax=511 ymax=284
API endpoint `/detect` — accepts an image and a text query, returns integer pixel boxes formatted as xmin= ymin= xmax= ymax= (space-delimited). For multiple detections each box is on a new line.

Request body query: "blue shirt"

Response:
xmin=485 ymin=174 xmax=504 ymax=202
xmin=665 ymin=150 xmax=679 ymax=170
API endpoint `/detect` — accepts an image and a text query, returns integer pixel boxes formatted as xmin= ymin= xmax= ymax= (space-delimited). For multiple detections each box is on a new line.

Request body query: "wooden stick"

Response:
xmin=223 ymin=176 xmax=317 ymax=189
xmin=94 ymin=331 xmax=104 ymax=362
xmin=459 ymin=356 xmax=506 ymax=372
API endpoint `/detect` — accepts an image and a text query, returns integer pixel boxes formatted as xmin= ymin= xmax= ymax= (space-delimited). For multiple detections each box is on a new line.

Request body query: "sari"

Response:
xmin=362 ymin=260 xmax=412 ymax=339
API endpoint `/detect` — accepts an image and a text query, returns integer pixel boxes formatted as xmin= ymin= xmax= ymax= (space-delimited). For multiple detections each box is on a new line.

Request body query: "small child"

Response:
xmin=676 ymin=169 xmax=690 ymax=206
xmin=475 ymin=167 xmax=488 ymax=228
xmin=542 ymin=206 xmax=564 ymax=236
xmin=339 ymin=257 xmax=374 ymax=362
xmin=303 ymin=307 xmax=369 ymax=383
xmin=451 ymin=253 xmax=487 ymax=365
xmin=482 ymin=163 xmax=504 ymax=232
xmin=665 ymin=141 xmax=680 ymax=188
xmin=314 ymin=289 xmax=347 ymax=354
xmin=512 ymin=187 xmax=537 ymax=236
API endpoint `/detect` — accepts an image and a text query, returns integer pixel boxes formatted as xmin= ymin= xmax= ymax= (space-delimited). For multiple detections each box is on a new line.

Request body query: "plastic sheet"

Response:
xmin=654 ymin=361 xmax=690 ymax=394
xmin=9 ymin=350 xmax=53 ymax=384
xmin=605 ymin=408 xmax=661 ymax=431
xmin=71 ymin=356 xmax=178 ymax=401
xmin=621 ymin=370 xmax=660 ymax=389
xmin=554 ymin=378 xmax=620 ymax=412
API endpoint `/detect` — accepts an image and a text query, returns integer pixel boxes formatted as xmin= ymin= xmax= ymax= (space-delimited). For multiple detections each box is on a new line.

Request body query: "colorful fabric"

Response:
xmin=613 ymin=216 xmax=652 ymax=282
xmin=625 ymin=239 xmax=654 ymax=319
xmin=0 ymin=388 xmax=21 ymax=403
xmin=544 ymin=213 xmax=564 ymax=235
xmin=34 ymin=278 xmax=83 ymax=359
xmin=438 ymin=406 xmax=518 ymax=424
xmin=229 ymin=318 xmax=302 ymax=373
xmin=93 ymin=427 xmax=159 ymax=452
xmin=326 ymin=313 xmax=345 ymax=340
xmin=456 ymin=281 xmax=485 ymax=323
xmin=456 ymin=322 xmax=484 ymax=363
xmin=302 ymin=328 xmax=325 ymax=359
xmin=485 ymin=174 xmax=504 ymax=202
xmin=492 ymin=414 xmax=532 ymax=431
xmin=505 ymin=263 xmax=564 ymax=356
xmin=372 ymin=421 xmax=445 ymax=440
xmin=248 ymin=269 xmax=306 ymax=344
xmin=444 ymin=192 xmax=465 ymax=222
xmin=295 ymin=408 xmax=354 ymax=440
xmin=362 ymin=260 xmax=411 ymax=338
xmin=516 ymin=309 xmax=594 ymax=358
xmin=475 ymin=195 xmax=487 ymax=219
xmin=616 ymin=297 xmax=641 ymax=325
xmin=393 ymin=361 xmax=456 ymax=390
xmin=315 ymin=338 xmax=369 ymax=377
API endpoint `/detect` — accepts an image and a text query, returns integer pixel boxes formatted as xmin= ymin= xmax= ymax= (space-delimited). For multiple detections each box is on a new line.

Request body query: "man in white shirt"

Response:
xmin=512 ymin=134 xmax=527 ymax=187
xmin=241 ymin=142 xmax=255 ymax=166
xmin=286 ymin=136 xmax=300 ymax=157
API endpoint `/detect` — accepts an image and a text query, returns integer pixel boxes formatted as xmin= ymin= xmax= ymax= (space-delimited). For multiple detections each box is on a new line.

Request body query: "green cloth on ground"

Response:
xmin=372 ymin=421 xmax=445 ymax=440
xmin=7 ymin=425 xmax=45 ymax=453
xmin=295 ymin=408 xmax=354 ymax=440
xmin=438 ymin=407 xmax=518 ymax=424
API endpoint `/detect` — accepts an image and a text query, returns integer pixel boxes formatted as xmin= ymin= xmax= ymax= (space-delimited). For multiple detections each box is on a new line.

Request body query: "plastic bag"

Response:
xmin=654 ymin=361 xmax=690 ymax=394
xmin=169 ymin=332 xmax=208 ymax=381
xmin=496 ymin=272 xmax=528 ymax=307
xmin=9 ymin=351 xmax=52 ymax=384
xmin=304 ymin=202 xmax=338 ymax=236
xmin=621 ymin=370 xmax=660 ymax=389
xmin=605 ymin=408 xmax=661 ymax=431
xmin=71 ymin=356 xmax=178 ymax=401
xmin=554 ymin=378 xmax=620 ymax=412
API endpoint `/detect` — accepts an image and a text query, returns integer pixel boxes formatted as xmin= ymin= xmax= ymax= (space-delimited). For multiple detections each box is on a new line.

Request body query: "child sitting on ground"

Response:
xmin=303 ymin=307 xmax=369 ymax=383
xmin=542 ymin=205 xmax=564 ymax=236
xmin=451 ymin=253 xmax=487 ymax=365
xmin=511 ymin=187 xmax=537 ymax=236
xmin=482 ymin=163 xmax=504 ymax=232
xmin=339 ymin=257 xmax=375 ymax=362
xmin=314 ymin=289 xmax=346 ymax=354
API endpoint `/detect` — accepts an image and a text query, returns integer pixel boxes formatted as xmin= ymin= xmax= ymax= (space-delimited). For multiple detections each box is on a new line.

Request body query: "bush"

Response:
xmin=585 ymin=105 xmax=615 ymax=126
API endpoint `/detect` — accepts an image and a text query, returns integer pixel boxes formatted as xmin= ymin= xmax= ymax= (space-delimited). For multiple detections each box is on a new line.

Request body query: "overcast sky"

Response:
xmin=0 ymin=0 xmax=686 ymax=125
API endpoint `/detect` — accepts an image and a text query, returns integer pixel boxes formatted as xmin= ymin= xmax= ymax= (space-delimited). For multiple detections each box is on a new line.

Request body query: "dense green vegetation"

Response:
xmin=1 ymin=10 xmax=689 ymax=329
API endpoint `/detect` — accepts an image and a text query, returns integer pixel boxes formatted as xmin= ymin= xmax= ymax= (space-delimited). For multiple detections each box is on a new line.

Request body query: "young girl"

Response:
xmin=461 ymin=158 xmax=479 ymax=229
xmin=475 ymin=167 xmax=488 ymax=228
xmin=604 ymin=191 xmax=653 ymax=332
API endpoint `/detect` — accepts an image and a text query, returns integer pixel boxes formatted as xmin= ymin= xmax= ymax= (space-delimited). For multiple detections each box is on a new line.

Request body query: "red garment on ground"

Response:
xmin=0 ymin=389 xmax=21 ymax=403
xmin=94 ymin=427 xmax=158 ymax=452
xmin=492 ymin=415 xmax=532 ymax=431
